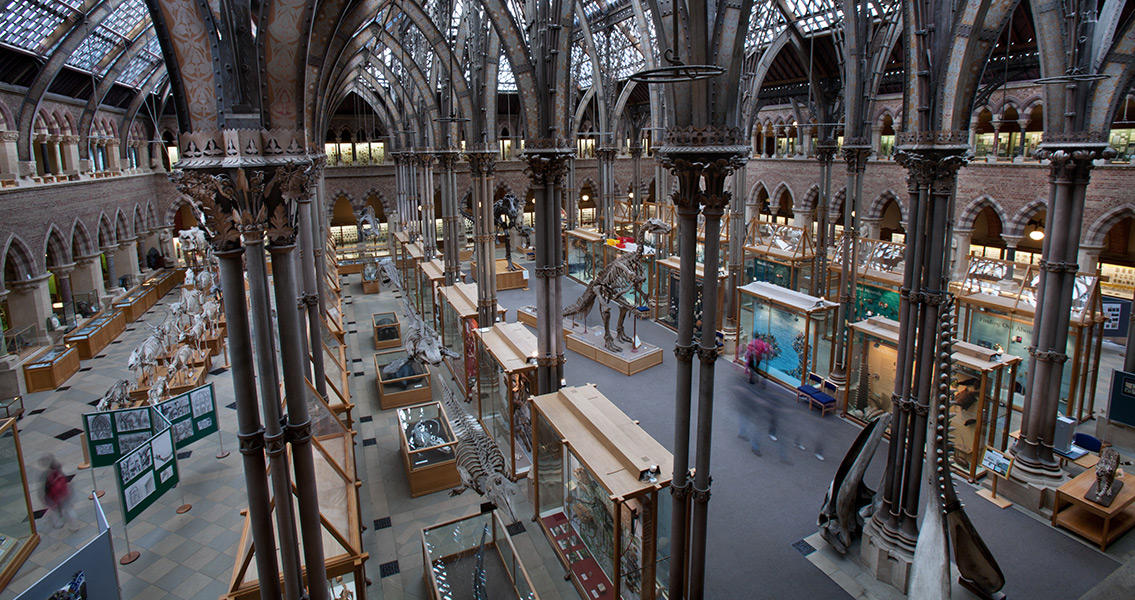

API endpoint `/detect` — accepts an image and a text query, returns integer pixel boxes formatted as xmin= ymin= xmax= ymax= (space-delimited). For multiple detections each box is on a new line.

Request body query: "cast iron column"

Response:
xmin=724 ymin=164 xmax=747 ymax=357
xmin=813 ymin=141 xmax=836 ymax=296
xmin=564 ymin=156 xmax=578 ymax=230
xmin=630 ymin=143 xmax=644 ymax=238
xmin=217 ymin=247 xmax=281 ymax=599
xmin=419 ymin=152 xmax=437 ymax=258
xmin=1014 ymin=141 xmax=1113 ymax=479
xmin=467 ymin=147 xmax=498 ymax=326
xmin=406 ymin=153 xmax=420 ymax=240
xmin=523 ymin=142 xmax=572 ymax=393
xmin=597 ymin=146 xmax=617 ymax=237
xmin=298 ymin=159 xmax=327 ymax=399
xmin=437 ymin=150 xmax=462 ymax=285
xmin=829 ymin=145 xmax=869 ymax=387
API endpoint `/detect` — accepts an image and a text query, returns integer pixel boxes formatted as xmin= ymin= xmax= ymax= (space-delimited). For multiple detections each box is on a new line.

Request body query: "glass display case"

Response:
xmin=826 ymin=233 xmax=904 ymax=321
xmin=374 ymin=348 xmax=433 ymax=410
xmin=565 ymin=228 xmax=605 ymax=285
xmin=417 ymin=259 xmax=445 ymax=329
xmin=403 ymin=241 xmax=426 ymax=309
xmin=421 ymin=508 xmax=541 ymax=600
xmin=533 ymin=385 xmax=672 ymax=600
xmin=372 ymin=311 xmax=402 ymax=350
xmin=846 ymin=317 xmax=902 ymax=423
xmin=0 ymin=417 xmax=37 ymax=592
xmin=22 ymin=344 xmax=80 ymax=393
xmin=475 ymin=323 xmax=538 ymax=479
xmin=735 ymin=282 xmax=838 ymax=388
xmin=655 ymin=256 xmax=726 ymax=337
xmin=742 ymin=219 xmax=815 ymax=293
xmin=439 ymin=283 xmax=505 ymax=400
xmin=63 ymin=309 xmax=126 ymax=359
xmin=398 ymin=401 xmax=460 ymax=497
xmin=335 ymin=242 xmax=388 ymax=275
xmin=947 ymin=342 xmax=1022 ymax=481
xmin=956 ymin=257 xmax=1105 ymax=421
xmin=113 ymin=284 xmax=158 ymax=322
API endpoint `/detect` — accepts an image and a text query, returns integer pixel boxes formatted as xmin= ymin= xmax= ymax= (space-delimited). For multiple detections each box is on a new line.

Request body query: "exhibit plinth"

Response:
xmin=859 ymin=518 xmax=915 ymax=594
xmin=372 ymin=312 xmax=402 ymax=350
xmin=375 ymin=351 xmax=433 ymax=410
xmin=1052 ymin=468 xmax=1135 ymax=550
xmin=362 ymin=278 xmax=382 ymax=294
xmin=397 ymin=401 xmax=460 ymax=497
xmin=563 ymin=319 xmax=662 ymax=375
xmin=470 ymin=258 xmax=528 ymax=290
xmin=129 ymin=364 xmax=208 ymax=402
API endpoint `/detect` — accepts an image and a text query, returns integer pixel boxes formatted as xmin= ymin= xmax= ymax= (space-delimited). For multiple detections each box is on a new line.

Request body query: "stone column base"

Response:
xmin=722 ymin=323 xmax=739 ymax=359
xmin=0 ymin=354 xmax=23 ymax=399
xmin=997 ymin=461 xmax=1066 ymax=515
xmin=859 ymin=518 xmax=915 ymax=594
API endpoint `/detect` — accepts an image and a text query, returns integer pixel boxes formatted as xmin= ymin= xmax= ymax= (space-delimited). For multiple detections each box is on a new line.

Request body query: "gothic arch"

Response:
xmin=1084 ymin=204 xmax=1135 ymax=248
xmin=2 ymin=234 xmax=38 ymax=281
xmin=133 ymin=205 xmax=147 ymax=235
xmin=864 ymin=190 xmax=905 ymax=222
xmin=770 ymin=182 xmax=794 ymax=212
xmin=44 ymin=224 xmax=70 ymax=268
xmin=70 ymin=218 xmax=97 ymax=258
xmin=162 ymin=195 xmax=194 ymax=227
xmin=114 ymin=209 xmax=132 ymax=241
xmin=957 ymin=196 xmax=1010 ymax=232
xmin=799 ymin=185 xmax=820 ymax=213
xmin=1004 ymin=199 xmax=1048 ymax=238
xmin=97 ymin=212 xmax=116 ymax=249
xmin=747 ymin=181 xmax=768 ymax=205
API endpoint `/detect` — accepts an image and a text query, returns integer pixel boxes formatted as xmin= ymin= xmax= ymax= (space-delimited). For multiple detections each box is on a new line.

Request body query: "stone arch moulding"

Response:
xmin=1083 ymin=203 xmax=1135 ymax=248
xmin=114 ymin=208 xmax=132 ymax=241
xmin=97 ymin=212 xmax=116 ymax=249
xmin=956 ymin=195 xmax=1010 ymax=232
xmin=747 ymin=181 xmax=768 ymax=205
xmin=70 ymin=218 xmax=97 ymax=258
xmin=43 ymin=223 xmax=71 ymax=268
xmin=799 ymin=184 xmax=820 ymax=213
xmin=864 ymin=190 xmax=906 ymax=222
xmin=1004 ymin=198 xmax=1048 ymax=238
xmin=2 ymin=234 xmax=39 ymax=282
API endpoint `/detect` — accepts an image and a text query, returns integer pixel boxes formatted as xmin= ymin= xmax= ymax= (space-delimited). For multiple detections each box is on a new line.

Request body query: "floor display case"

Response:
xmin=532 ymin=385 xmax=672 ymax=600
xmin=655 ymin=256 xmax=726 ymax=337
xmin=566 ymin=229 xmax=605 ymax=285
xmin=946 ymin=342 xmax=1022 ymax=481
xmin=438 ymin=283 xmax=505 ymax=400
xmin=374 ymin=348 xmax=432 ymax=410
xmin=417 ymin=259 xmax=445 ymax=328
xmin=735 ymin=282 xmax=838 ymax=389
xmin=372 ymin=311 xmax=402 ymax=350
xmin=318 ymin=335 xmax=354 ymax=429
xmin=0 ymin=417 xmax=38 ymax=592
xmin=22 ymin=345 xmax=80 ymax=393
xmin=113 ymin=284 xmax=159 ymax=322
xmin=403 ymin=241 xmax=426 ymax=309
xmin=475 ymin=323 xmax=537 ymax=479
xmin=956 ymin=257 xmax=1104 ymax=421
xmin=742 ymin=220 xmax=815 ymax=293
xmin=398 ymin=401 xmax=460 ymax=497
xmin=226 ymin=387 xmax=367 ymax=600
xmin=336 ymin=242 xmax=387 ymax=275
xmin=471 ymin=257 xmax=529 ymax=291
xmin=421 ymin=508 xmax=542 ymax=600
xmin=826 ymin=234 xmax=904 ymax=321
xmin=63 ymin=309 xmax=127 ymax=359
xmin=1052 ymin=467 xmax=1135 ymax=551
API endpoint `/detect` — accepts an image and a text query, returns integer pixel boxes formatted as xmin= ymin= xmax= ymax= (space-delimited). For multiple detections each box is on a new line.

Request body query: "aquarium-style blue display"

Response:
xmin=735 ymin=282 xmax=837 ymax=389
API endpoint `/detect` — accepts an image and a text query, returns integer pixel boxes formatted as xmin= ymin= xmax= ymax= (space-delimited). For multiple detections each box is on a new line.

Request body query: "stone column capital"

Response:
xmin=0 ymin=131 xmax=18 ymax=142
xmin=50 ymin=262 xmax=77 ymax=276
xmin=9 ymin=273 xmax=51 ymax=293
xmin=1000 ymin=234 xmax=1023 ymax=248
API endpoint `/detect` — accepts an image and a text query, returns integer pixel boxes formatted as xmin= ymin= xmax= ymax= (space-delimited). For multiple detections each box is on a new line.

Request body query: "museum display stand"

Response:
xmin=63 ymin=309 xmax=127 ymax=359
xmin=22 ymin=345 xmax=80 ymax=393
xmin=735 ymin=282 xmax=838 ymax=389
xmin=398 ymin=401 xmax=460 ymax=497
xmin=361 ymin=268 xmax=382 ymax=294
xmin=421 ymin=508 xmax=542 ymax=600
xmin=565 ymin=228 xmax=605 ymax=285
xmin=145 ymin=267 xmax=187 ymax=298
xmin=0 ymin=417 xmax=38 ymax=592
xmin=470 ymin=257 xmax=529 ymax=291
xmin=1051 ymin=467 xmax=1135 ymax=551
xmin=826 ymin=234 xmax=904 ymax=321
xmin=321 ymin=310 xmax=346 ymax=346
xmin=742 ymin=219 xmax=815 ymax=293
xmin=129 ymin=361 xmax=209 ymax=402
xmin=946 ymin=341 xmax=1022 ymax=481
xmin=955 ymin=257 xmax=1105 ymax=421
xmin=475 ymin=322 xmax=538 ymax=479
xmin=372 ymin=311 xmax=402 ymax=350
xmin=655 ymin=256 xmax=726 ymax=335
xmin=438 ymin=282 xmax=505 ymax=399
xmin=417 ymin=259 xmax=445 ymax=328
xmin=374 ymin=348 xmax=433 ymax=410
xmin=336 ymin=242 xmax=387 ymax=275
xmin=226 ymin=386 xmax=367 ymax=600
xmin=112 ymin=284 xmax=159 ymax=322
xmin=402 ymin=240 xmax=426 ymax=309
xmin=520 ymin=304 xmax=664 ymax=375
xmin=532 ymin=384 xmax=672 ymax=600
xmin=391 ymin=230 xmax=409 ymax=277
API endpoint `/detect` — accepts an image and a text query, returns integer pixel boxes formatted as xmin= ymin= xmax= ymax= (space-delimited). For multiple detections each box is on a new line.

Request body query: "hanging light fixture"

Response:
xmin=1026 ymin=217 xmax=1045 ymax=241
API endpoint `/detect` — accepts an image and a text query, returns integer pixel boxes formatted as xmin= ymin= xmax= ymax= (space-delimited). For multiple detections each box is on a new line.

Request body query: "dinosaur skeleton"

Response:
xmin=439 ymin=380 xmax=519 ymax=521
xmin=563 ymin=218 xmax=672 ymax=352
xmin=380 ymin=298 xmax=459 ymax=377
xmin=357 ymin=205 xmax=382 ymax=242
xmin=461 ymin=192 xmax=533 ymax=272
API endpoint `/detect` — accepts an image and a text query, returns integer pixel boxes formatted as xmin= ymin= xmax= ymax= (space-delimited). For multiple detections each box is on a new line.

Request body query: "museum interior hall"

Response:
xmin=4 ymin=0 xmax=1135 ymax=599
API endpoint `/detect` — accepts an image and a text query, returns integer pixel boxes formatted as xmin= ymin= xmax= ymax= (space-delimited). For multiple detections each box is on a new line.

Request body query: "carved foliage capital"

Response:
xmin=894 ymin=149 xmax=969 ymax=196
xmin=466 ymin=151 xmax=496 ymax=177
xmin=522 ymin=152 xmax=570 ymax=186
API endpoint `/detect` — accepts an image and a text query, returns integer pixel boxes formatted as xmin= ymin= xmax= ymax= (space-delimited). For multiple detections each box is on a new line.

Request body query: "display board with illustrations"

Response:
xmin=82 ymin=406 xmax=166 ymax=468
xmin=156 ymin=383 xmax=219 ymax=448
xmin=115 ymin=420 xmax=178 ymax=524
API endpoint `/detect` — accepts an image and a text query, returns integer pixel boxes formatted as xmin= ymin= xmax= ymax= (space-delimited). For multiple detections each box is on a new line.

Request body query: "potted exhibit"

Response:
xmin=474 ymin=322 xmax=538 ymax=479
xmin=734 ymin=281 xmax=838 ymax=389
xmin=397 ymin=401 xmax=460 ymax=497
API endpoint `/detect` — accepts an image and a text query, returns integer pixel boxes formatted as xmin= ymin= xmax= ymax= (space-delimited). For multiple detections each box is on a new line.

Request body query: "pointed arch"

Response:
xmin=799 ymin=185 xmax=820 ymax=213
xmin=133 ymin=205 xmax=147 ymax=236
xmin=747 ymin=181 xmax=768 ymax=205
xmin=97 ymin=213 xmax=116 ymax=249
xmin=770 ymin=182 xmax=794 ymax=212
xmin=1004 ymin=199 xmax=1049 ymax=238
xmin=957 ymin=196 xmax=1010 ymax=232
xmin=114 ymin=209 xmax=132 ymax=241
xmin=1084 ymin=204 xmax=1135 ymax=248
xmin=44 ymin=224 xmax=70 ymax=268
xmin=2 ymin=234 xmax=38 ymax=282
xmin=865 ymin=190 xmax=905 ymax=222
xmin=70 ymin=219 xmax=97 ymax=259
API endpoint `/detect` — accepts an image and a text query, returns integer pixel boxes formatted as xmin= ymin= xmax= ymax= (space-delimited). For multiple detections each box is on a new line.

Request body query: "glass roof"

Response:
xmin=116 ymin=35 xmax=163 ymax=88
xmin=0 ymin=0 xmax=84 ymax=53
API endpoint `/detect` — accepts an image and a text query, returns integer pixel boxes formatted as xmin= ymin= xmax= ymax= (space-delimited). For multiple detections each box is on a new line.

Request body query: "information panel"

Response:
xmin=156 ymin=383 xmax=219 ymax=448
xmin=115 ymin=420 xmax=179 ymax=524
xmin=82 ymin=406 xmax=164 ymax=468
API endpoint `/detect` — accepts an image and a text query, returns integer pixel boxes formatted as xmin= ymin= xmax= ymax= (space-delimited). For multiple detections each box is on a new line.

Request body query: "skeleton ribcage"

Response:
xmin=439 ymin=383 xmax=507 ymax=489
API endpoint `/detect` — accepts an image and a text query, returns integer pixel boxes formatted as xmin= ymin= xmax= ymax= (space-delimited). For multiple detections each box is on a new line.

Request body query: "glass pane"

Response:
xmin=536 ymin=414 xmax=562 ymax=516
xmin=0 ymin=423 xmax=33 ymax=575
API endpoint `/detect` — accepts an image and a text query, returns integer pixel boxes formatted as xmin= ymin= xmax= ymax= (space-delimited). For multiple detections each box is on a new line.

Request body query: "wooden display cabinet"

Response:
xmin=22 ymin=345 xmax=80 ymax=393
xmin=475 ymin=322 xmax=538 ymax=479
xmin=372 ymin=311 xmax=402 ymax=350
xmin=734 ymin=281 xmax=838 ymax=390
xmin=655 ymin=256 xmax=726 ymax=335
xmin=470 ymin=258 xmax=529 ymax=291
xmin=375 ymin=349 xmax=433 ymax=409
xmin=63 ymin=309 xmax=126 ymax=359
xmin=416 ymin=259 xmax=445 ymax=329
xmin=564 ymin=228 xmax=605 ymax=285
xmin=437 ymin=282 xmax=505 ymax=400
xmin=397 ymin=401 xmax=460 ymax=497
xmin=532 ymin=385 xmax=672 ymax=600
xmin=741 ymin=219 xmax=815 ymax=293
xmin=420 ymin=509 xmax=541 ymax=599
xmin=113 ymin=285 xmax=156 ymax=322
xmin=0 ymin=417 xmax=39 ymax=592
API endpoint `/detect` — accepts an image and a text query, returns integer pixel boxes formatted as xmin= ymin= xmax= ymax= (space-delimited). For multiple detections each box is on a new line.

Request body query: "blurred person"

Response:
xmin=43 ymin=456 xmax=79 ymax=531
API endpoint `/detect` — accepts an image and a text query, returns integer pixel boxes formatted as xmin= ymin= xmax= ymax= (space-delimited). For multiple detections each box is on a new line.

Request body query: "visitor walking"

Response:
xmin=43 ymin=457 xmax=79 ymax=531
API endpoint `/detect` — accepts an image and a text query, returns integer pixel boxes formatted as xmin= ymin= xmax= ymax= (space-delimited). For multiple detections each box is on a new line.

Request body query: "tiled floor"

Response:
xmin=1 ymin=271 xmax=577 ymax=600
